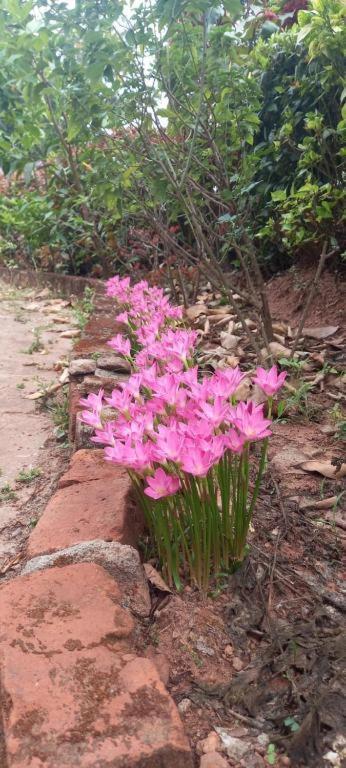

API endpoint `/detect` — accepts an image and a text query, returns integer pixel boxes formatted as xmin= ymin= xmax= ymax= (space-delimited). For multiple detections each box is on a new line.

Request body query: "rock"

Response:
xmin=96 ymin=354 xmax=131 ymax=372
xmin=232 ymin=656 xmax=244 ymax=671
xmin=69 ymin=358 xmax=96 ymax=376
xmin=178 ymin=698 xmax=192 ymax=714
xmin=22 ymin=539 xmax=151 ymax=617
xmin=200 ymin=731 xmax=222 ymax=754
xmin=144 ymin=647 xmax=170 ymax=686
xmin=196 ymin=638 xmax=215 ymax=656
xmin=0 ymin=564 xmax=193 ymax=768
xmin=27 ymin=468 xmax=144 ymax=557
xmin=323 ymin=752 xmax=340 ymax=767
xmin=224 ymin=644 xmax=234 ymax=658
xmin=200 ymin=752 xmax=229 ymax=768
xmin=95 ymin=367 xmax=127 ymax=380
xmin=215 ymin=728 xmax=251 ymax=760
xmin=257 ymin=733 xmax=270 ymax=748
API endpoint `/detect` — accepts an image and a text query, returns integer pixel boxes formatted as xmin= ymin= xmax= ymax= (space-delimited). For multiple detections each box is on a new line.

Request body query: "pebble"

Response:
xmin=323 ymin=752 xmax=340 ymax=767
xmin=200 ymin=732 xmax=221 ymax=754
xmin=196 ymin=638 xmax=215 ymax=657
xmin=215 ymin=728 xmax=251 ymax=760
xmin=224 ymin=644 xmax=233 ymax=658
xmin=178 ymin=698 xmax=192 ymax=714
xmin=200 ymin=752 xmax=229 ymax=768
xmin=232 ymin=656 xmax=244 ymax=671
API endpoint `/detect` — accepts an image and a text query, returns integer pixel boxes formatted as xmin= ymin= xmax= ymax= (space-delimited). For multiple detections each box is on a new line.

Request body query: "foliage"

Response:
xmin=0 ymin=0 xmax=344 ymax=279
xmin=80 ymin=276 xmax=286 ymax=590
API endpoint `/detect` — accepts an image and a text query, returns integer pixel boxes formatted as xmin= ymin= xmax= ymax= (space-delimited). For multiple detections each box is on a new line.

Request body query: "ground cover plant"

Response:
xmin=80 ymin=276 xmax=286 ymax=589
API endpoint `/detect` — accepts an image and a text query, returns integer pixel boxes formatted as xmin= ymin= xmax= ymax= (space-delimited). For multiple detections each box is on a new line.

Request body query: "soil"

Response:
xmin=266 ymin=261 xmax=346 ymax=328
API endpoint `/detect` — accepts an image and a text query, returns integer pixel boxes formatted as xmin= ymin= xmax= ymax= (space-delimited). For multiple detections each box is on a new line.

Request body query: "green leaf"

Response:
xmin=271 ymin=190 xmax=287 ymax=202
xmin=223 ymin=0 xmax=242 ymax=17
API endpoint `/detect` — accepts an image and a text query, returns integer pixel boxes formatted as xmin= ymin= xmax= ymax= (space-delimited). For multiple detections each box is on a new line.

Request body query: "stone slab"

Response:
xmin=0 ymin=563 xmax=192 ymax=767
xmin=22 ymin=539 xmax=151 ymax=617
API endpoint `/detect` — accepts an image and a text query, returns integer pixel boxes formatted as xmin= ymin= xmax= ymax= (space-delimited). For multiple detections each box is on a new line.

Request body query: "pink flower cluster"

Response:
xmin=80 ymin=277 xmax=287 ymax=500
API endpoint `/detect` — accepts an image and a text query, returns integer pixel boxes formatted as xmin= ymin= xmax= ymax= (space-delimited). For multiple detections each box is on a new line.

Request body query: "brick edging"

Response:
xmin=0 ymin=298 xmax=193 ymax=767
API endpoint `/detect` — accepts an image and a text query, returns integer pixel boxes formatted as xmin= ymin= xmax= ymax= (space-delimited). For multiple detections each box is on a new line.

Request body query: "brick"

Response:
xmin=0 ymin=564 xmax=192 ymax=768
xmin=58 ymin=449 xmax=119 ymax=487
xmin=22 ymin=539 xmax=151 ymax=617
xmin=27 ymin=468 xmax=144 ymax=557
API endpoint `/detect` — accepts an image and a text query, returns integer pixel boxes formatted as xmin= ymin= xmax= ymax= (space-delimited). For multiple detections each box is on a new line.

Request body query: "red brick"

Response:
xmin=0 ymin=564 xmax=192 ymax=768
xmin=27 ymin=468 xmax=144 ymax=557
xmin=58 ymin=448 xmax=118 ymax=487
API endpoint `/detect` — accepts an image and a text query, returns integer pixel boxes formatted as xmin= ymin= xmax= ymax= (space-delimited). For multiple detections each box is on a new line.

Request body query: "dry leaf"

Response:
xmin=60 ymin=329 xmax=80 ymax=338
xmin=143 ymin=563 xmax=172 ymax=593
xmin=299 ymin=496 xmax=338 ymax=510
xmin=302 ymin=325 xmax=338 ymax=339
xmin=220 ymin=332 xmax=239 ymax=351
xmin=59 ymin=368 xmax=70 ymax=384
xmin=261 ymin=341 xmax=291 ymax=360
xmin=185 ymin=304 xmax=206 ymax=320
xmin=300 ymin=460 xmax=346 ymax=479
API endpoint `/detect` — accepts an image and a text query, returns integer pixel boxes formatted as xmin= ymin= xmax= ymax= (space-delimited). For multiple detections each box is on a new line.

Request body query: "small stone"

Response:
xmin=96 ymin=354 xmax=131 ymax=372
xmin=178 ymin=698 xmax=192 ymax=714
xmin=323 ymin=752 xmax=340 ymax=767
xmin=196 ymin=638 xmax=215 ymax=656
xmin=224 ymin=644 xmax=234 ymax=658
xmin=232 ymin=656 xmax=244 ymax=671
xmin=201 ymin=731 xmax=221 ymax=754
xmin=257 ymin=733 xmax=269 ymax=748
xmin=200 ymin=752 xmax=229 ymax=768
xmin=69 ymin=358 xmax=96 ymax=376
xmin=215 ymin=728 xmax=251 ymax=761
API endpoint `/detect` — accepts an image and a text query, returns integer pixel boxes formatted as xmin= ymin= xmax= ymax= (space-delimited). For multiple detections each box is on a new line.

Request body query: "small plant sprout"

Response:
xmin=16 ymin=467 xmax=42 ymax=484
xmin=267 ymin=743 xmax=277 ymax=765
xmin=72 ymin=287 xmax=95 ymax=330
xmin=0 ymin=484 xmax=17 ymax=502
xmin=80 ymin=276 xmax=286 ymax=591
xmin=23 ymin=327 xmax=44 ymax=355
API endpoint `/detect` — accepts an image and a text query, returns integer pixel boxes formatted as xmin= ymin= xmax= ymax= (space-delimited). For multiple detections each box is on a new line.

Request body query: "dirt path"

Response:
xmin=0 ymin=281 xmax=77 ymax=567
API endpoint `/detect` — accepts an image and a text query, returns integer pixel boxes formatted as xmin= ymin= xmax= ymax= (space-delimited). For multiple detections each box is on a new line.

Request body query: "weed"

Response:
xmin=267 ymin=743 xmax=277 ymax=765
xmin=279 ymin=356 xmax=307 ymax=378
xmin=277 ymin=382 xmax=314 ymax=420
xmin=16 ymin=382 xmax=25 ymax=390
xmin=330 ymin=403 xmax=346 ymax=442
xmin=72 ymin=287 xmax=95 ymax=330
xmin=46 ymin=387 xmax=69 ymax=442
xmin=0 ymin=484 xmax=17 ymax=502
xmin=23 ymin=327 xmax=44 ymax=355
xmin=28 ymin=517 xmax=38 ymax=528
xmin=16 ymin=467 xmax=42 ymax=484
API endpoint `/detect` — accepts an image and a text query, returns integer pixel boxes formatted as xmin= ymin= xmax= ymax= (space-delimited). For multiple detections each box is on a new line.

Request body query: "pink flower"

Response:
xmin=223 ymin=429 xmax=245 ymax=454
xmin=107 ymin=334 xmax=131 ymax=357
xmin=116 ymin=311 xmax=129 ymax=325
xmin=154 ymin=425 xmax=185 ymax=463
xmin=197 ymin=396 xmax=229 ymax=427
xmin=181 ymin=447 xmax=214 ymax=477
xmin=253 ymin=366 xmax=287 ymax=397
xmin=144 ymin=468 xmax=181 ymax=499
xmin=209 ymin=367 xmax=247 ymax=399
xmin=230 ymin=401 xmax=272 ymax=442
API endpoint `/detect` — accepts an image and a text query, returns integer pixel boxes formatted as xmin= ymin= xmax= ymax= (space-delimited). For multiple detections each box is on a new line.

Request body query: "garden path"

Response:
xmin=0 ymin=281 xmax=76 ymax=566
